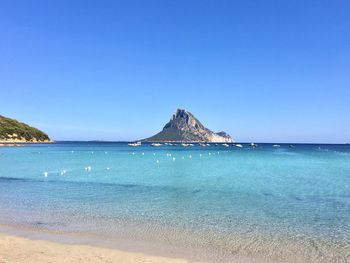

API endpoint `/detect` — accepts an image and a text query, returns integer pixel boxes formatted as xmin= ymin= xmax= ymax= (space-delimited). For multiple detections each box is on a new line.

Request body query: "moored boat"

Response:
xmin=128 ymin=141 xmax=141 ymax=147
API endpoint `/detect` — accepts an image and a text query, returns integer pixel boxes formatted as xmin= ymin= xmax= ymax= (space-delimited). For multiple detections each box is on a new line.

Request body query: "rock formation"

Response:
xmin=144 ymin=109 xmax=233 ymax=142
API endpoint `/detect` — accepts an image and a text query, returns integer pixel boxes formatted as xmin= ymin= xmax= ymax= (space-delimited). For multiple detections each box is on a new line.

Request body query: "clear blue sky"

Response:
xmin=1 ymin=0 xmax=349 ymax=143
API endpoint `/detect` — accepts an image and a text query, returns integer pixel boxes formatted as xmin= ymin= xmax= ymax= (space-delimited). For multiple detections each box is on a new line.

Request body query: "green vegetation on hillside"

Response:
xmin=0 ymin=115 xmax=50 ymax=142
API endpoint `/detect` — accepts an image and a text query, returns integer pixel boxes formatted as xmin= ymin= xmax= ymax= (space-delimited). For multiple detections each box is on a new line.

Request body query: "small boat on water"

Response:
xmin=181 ymin=143 xmax=190 ymax=147
xmin=199 ymin=143 xmax=207 ymax=147
xmin=289 ymin=144 xmax=295 ymax=148
xmin=235 ymin=144 xmax=243 ymax=148
xmin=128 ymin=141 xmax=141 ymax=147
xmin=273 ymin=144 xmax=280 ymax=148
xmin=151 ymin=143 xmax=162 ymax=147
xmin=222 ymin=143 xmax=229 ymax=147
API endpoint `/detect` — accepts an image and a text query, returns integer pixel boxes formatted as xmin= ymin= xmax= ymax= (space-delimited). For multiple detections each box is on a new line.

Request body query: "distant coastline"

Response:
xmin=43 ymin=141 xmax=349 ymax=145
xmin=0 ymin=139 xmax=53 ymax=143
xmin=0 ymin=139 xmax=53 ymax=147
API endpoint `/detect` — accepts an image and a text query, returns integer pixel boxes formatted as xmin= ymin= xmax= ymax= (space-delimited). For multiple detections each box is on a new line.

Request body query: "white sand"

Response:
xmin=0 ymin=233 xmax=196 ymax=263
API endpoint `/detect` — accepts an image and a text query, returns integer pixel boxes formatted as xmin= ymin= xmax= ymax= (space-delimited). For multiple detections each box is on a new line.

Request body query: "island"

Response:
xmin=143 ymin=109 xmax=233 ymax=142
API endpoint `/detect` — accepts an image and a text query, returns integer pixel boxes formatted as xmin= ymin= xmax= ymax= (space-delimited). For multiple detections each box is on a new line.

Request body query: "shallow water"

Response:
xmin=0 ymin=142 xmax=349 ymax=262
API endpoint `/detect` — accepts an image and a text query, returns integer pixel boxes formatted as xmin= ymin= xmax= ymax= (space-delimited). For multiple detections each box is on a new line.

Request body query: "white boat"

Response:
xmin=128 ymin=141 xmax=141 ymax=147
xmin=222 ymin=143 xmax=229 ymax=147
xmin=235 ymin=144 xmax=243 ymax=148
xmin=181 ymin=143 xmax=190 ymax=147
xmin=199 ymin=143 xmax=207 ymax=147
xmin=151 ymin=143 xmax=162 ymax=147
xmin=273 ymin=144 xmax=280 ymax=148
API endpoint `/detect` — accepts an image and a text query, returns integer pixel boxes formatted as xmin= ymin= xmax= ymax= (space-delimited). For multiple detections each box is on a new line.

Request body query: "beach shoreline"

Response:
xmin=0 ymin=222 xmax=200 ymax=263
xmin=0 ymin=223 xmax=274 ymax=263
xmin=0 ymin=140 xmax=53 ymax=147
xmin=0 ymin=140 xmax=53 ymax=143
xmin=0 ymin=233 xmax=193 ymax=263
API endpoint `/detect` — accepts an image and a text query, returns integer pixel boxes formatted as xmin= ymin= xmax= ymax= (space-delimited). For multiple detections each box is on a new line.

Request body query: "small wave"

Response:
xmin=333 ymin=151 xmax=350 ymax=156
xmin=0 ymin=176 xmax=30 ymax=182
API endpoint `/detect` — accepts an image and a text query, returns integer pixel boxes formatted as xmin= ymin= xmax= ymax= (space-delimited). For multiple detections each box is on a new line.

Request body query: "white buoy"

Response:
xmin=105 ymin=152 xmax=108 ymax=154
xmin=182 ymin=156 xmax=184 ymax=159
xmin=142 ymin=152 xmax=145 ymax=155
xmin=85 ymin=166 xmax=91 ymax=171
xmin=189 ymin=155 xmax=192 ymax=158
xmin=172 ymin=157 xmax=176 ymax=161
xmin=200 ymin=154 xmax=202 ymax=157
xmin=106 ymin=167 xmax=110 ymax=170
xmin=153 ymin=153 xmax=156 ymax=156
xmin=43 ymin=171 xmax=48 ymax=177
xmin=156 ymin=160 xmax=159 ymax=164
xmin=209 ymin=152 xmax=211 ymax=156
xmin=71 ymin=150 xmax=74 ymax=153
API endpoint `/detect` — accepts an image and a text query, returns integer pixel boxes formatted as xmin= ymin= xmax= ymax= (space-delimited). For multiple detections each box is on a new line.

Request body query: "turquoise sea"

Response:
xmin=0 ymin=142 xmax=349 ymax=262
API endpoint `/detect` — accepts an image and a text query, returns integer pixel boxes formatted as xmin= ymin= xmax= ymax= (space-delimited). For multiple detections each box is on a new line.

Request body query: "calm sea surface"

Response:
xmin=0 ymin=142 xmax=349 ymax=262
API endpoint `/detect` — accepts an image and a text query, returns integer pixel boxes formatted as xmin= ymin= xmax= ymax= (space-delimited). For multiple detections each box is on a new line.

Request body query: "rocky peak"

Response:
xmin=164 ymin=109 xmax=204 ymax=131
xmin=144 ymin=109 xmax=234 ymax=142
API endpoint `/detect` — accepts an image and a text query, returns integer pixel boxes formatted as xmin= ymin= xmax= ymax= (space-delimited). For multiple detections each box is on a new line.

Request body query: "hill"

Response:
xmin=0 ymin=115 xmax=51 ymax=143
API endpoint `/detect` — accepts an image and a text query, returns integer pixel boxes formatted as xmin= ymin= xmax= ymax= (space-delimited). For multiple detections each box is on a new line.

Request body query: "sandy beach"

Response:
xmin=0 ymin=233 xmax=195 ymax=263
